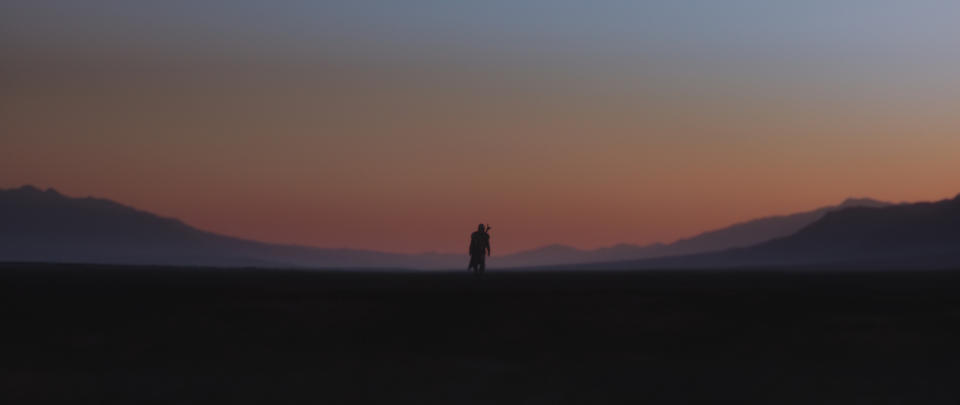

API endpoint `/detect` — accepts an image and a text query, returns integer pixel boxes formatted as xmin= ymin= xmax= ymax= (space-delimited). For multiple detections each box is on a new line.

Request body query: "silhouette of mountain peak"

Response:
xmin=839 ymin=197 xmax=886 ymax=208
xmin=3 ymin=185 xmax=65 ymax=200
xmin=10 ymin=185 xmax=41 ymax=193
xmin=536 ymin=244 xmax=582 ymax=253
xmin=17 ymin=185 xmax=41 ymax=192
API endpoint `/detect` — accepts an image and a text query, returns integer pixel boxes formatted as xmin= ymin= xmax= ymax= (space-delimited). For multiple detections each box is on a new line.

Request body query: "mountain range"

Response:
xmin=0 ymin=186 xmax=450 ymax=269
xmin=575 ymin=193 xmax=960 ymax=270
xmin=499 ymin=197 xmax=890 ymax=267
xmin=5 ymin=185 xmax=955 ymax=270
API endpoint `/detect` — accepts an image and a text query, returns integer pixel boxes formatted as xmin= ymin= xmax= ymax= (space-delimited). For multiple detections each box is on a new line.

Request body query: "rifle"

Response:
xmin=484 ymin=224 xmax=492 ymax=256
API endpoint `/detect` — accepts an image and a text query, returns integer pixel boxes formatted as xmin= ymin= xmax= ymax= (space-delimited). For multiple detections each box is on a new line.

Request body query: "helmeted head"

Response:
xmin=478 ymin=224 xmax=486 ymax=232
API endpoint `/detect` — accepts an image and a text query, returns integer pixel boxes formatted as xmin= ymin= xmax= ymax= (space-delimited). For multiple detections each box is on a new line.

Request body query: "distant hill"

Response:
xmin=586 ymin=194 xmax=960 ymax=270
xmin=495 ymin=197 xmax=890 ymax=267
xmin=0 ymin=185 xmax=905 ymax=269
xmin=0 ymin=186 xmax=462 ymax=269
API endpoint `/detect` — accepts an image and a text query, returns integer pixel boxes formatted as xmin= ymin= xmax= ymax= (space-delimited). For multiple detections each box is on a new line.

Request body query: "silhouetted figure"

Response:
xmin=468 ymin=224 xmax=491 ymax=275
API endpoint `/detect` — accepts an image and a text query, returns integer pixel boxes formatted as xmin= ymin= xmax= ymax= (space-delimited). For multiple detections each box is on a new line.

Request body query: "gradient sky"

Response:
xmin=3 ymin=1 xmax=960 ymax=254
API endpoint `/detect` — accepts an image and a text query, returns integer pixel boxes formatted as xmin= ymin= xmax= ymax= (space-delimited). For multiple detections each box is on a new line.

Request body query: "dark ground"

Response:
xmin=4 ymin=263 xmax=960 ymax=404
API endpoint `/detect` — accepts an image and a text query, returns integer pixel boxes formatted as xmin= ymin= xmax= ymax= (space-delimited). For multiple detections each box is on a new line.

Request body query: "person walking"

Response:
xmin=468 ymin=224 xmax=491 ymax=275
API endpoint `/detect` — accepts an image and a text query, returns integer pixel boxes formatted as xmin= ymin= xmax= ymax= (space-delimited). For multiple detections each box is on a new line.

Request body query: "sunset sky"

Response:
xmin=3 ymin=1 xmax=960 ymax=254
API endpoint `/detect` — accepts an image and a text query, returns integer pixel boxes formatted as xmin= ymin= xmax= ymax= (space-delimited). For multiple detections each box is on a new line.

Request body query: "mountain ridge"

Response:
xmin=497 ymin=197 xmax=891 ymax=267
xmin=0 ymin=185 xmax=452 ymax=268
xmin=578 ymin=194 xmax=960 ymax=270
xmin=0 ymin=185 xmax=907 ymax=269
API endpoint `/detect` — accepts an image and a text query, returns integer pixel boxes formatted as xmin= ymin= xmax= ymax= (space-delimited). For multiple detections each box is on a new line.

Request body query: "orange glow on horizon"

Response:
xmin=4 ymin=3 xmax=960 ymax=254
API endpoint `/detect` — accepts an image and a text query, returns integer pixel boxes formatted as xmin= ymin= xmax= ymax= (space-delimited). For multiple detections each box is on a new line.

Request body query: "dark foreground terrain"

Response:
xmin=4 ymin=263 xmax=960 ymax=404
